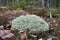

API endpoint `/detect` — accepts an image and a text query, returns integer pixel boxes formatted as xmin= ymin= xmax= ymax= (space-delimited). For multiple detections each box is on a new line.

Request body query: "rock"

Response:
xmin=0 ymin=30 xmax=5 ymax=37
xmin=39 ymin=38 xmax=43 ymax=40
xmin=20 ymin=30 xmax=27 ymax=40
xmin=0 ymin=25 xmax=4 ymax=29
xmin=2 ymin=33 xmax=14 ymax=40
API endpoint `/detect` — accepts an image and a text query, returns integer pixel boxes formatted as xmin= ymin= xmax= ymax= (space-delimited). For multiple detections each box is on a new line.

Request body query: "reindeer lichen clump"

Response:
xmin=12 ymin=15 xmax=49 ymax=35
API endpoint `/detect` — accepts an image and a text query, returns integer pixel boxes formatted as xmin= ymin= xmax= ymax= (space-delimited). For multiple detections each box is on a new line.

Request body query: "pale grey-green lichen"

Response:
xmin=11 ymin=15 xmax=49 ymax=34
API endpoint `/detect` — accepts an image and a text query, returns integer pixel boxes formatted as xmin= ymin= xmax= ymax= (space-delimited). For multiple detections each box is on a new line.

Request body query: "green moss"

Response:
xmin=9 ymin=0 xmax=29 ymax=10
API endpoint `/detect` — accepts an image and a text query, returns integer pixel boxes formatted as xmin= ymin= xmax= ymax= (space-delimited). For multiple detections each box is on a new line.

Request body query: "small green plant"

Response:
xmin=9 ymin=0 xmax=29 ymax=10
xmin=11 ymin=15 xmax=49 ymax=34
